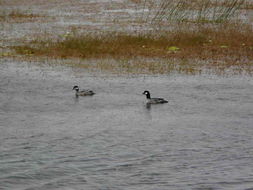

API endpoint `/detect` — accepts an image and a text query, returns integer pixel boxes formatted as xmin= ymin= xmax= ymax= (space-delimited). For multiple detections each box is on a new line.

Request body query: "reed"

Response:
xmin=13 ymin=23 xmax=253 ymax=59
xmin=7 ymin=0 xmax=252 ymax=75
xmin=12 ymin=22 xmax=253 ymax=75
xmin=42 ymin=57 xmax=252 ymax=75
xmin=0 ymin=10 xmax=42 ymax=21
xmin=134 ymin=0 xmax=245 ymax=25
xmin=241 ymin=0 xmax=253 ymax=9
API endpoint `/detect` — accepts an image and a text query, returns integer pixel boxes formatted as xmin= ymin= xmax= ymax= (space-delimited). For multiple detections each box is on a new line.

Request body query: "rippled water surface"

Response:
xmin=1 ymin=61 xmax=253 ymax=190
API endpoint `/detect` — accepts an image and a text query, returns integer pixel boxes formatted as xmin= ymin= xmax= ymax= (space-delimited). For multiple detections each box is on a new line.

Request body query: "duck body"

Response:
xmin=143 ymin=90 xmax=168 ymax=104
xmin=73 ymin=85 xmax=95 ymax=96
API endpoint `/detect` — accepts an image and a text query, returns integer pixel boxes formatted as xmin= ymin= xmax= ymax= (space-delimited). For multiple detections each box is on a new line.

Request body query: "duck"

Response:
xmin=142 ymin=90 xmax=168 ymax=104
xmin=72 ymin=85 xmax=95 ymax=96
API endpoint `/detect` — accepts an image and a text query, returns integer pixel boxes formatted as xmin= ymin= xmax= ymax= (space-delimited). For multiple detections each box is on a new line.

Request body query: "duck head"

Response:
xmin=143 ymin=90 xmax=151 ymax=99
xmin=72 ymin=85 xmax=79 ymax=92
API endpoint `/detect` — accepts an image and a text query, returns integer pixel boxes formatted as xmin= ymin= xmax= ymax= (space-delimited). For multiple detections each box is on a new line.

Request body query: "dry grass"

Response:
xmin=64 ymin=59 xmax=204 ymax=75
xmin=241 ymin=0 xmax=253 ymax=9
xmin=31 ymin=57 xmax=251 ymax=75
xmin=11 ymin=22 xmax=253 ymax=75
xmin=132 ymin=0 xmax=245 ymax=25
xmin=13 ymin=23 xmax=253 ymax=60
xmin=9 ymin=11 xmax=40 ymax=18
xmin=0 ymin=10 xmax=44 ymax=22
xmin=2 ymin=0 xmax=252 ymax=75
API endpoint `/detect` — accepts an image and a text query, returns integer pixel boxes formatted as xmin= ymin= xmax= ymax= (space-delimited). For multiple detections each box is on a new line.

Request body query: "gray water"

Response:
xmin=1 ymin=60 xmax=253 ymax=190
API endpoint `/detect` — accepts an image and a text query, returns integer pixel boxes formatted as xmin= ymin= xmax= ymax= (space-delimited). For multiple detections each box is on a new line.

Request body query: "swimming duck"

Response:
xmin=72 ymin=85 xmax=95 ymax=96
xmin=142 ymin=90 xmax=168 ymax=104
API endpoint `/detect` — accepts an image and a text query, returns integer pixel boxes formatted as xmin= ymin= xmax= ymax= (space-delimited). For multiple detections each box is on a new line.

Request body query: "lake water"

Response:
xmin=0 ymin=60 xmax=253 ymax=190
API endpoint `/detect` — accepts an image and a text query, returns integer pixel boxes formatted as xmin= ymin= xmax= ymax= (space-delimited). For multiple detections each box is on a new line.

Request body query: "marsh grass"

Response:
xmin=133 ymin=0 xmax=245 ymax=25
xmin=12 ymin=22 xmax=253 ymax=75
xmin=0 ymin=10 xmax=43 ymax=22
xmin=30 ymin=57 xmax=251 ymax=75
xmin=13 ymin=23 xmax=253 ymax=60
xmin=241 ymin=0 xmax=253 ymax=9
xmin=6 ymin=0 xmax=252 ymax=75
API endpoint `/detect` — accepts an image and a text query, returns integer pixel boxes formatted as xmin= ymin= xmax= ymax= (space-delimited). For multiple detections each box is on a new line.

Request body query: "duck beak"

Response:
xmin=142 ymin=92 xmax=145 ymax=95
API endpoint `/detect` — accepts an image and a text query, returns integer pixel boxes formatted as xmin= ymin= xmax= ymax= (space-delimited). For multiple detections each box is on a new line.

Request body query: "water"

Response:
xmin=1 ymin=60 xmax=253 ymax=190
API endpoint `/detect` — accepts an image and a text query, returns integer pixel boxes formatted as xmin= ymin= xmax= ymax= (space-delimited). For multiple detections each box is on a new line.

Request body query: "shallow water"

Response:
xmin=1 ymin=60 xmax=253 ymax=190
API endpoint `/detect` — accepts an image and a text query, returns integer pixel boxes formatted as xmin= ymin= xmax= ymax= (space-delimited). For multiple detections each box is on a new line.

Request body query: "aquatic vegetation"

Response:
xmin=0 ymin=52 xmax=14 ymax=57
xmin=134 ymin=0 xmax=245 ymax=26
xmin=241 ymin=0 xmax=253 ymax=9
xmin=167 ymin=46 xmax=180 ymax=52
xmin=10 ymin=22 xmax=253 ymax=75
xmin=220 ymin=45 xmax=229 ymax=48
xmin=13 ymin=23 xmax=253 ymax=60
xmin=3 ymin=0 xmax=253 ymax=75
xmin=0 ymin=9 xmax=47 ymax=22
xmin=8 ymin=11 xmax=40 ymax=19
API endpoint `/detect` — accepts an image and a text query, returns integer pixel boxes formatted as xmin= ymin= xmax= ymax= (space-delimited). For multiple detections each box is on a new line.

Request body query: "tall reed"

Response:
xmin=134 ymin=0 xmax=245 ymax=25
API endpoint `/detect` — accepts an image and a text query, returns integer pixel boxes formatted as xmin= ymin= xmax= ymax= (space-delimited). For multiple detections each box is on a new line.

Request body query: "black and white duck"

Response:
xmin=142 ymin=90 xmax=168 ymax=104
xmin=72 ymin=85 xmax=95 ymax=96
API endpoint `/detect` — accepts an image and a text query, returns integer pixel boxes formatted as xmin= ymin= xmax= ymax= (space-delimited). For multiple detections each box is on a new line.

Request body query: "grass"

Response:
xmin=24 ymin=56 xmax=251 ymax=75
xmin=132 ymin=0 xmax=245 ymax=25
xmin=8 ymin=11 xmax=40 ymax=19
xmin=0 ymin=10 xmax=43 ymax=22
xmin=241 ymin=0 xmax=253 ymax=9
xmin=11 ymin=23 xmax=253 ymax=75
xmin=3 ymin=0 xmax=252 ymax=75
xmin=13 ymin=24 xmax=253 ymax=60
xmin=66 ymin=59 xmax=204 ymax=75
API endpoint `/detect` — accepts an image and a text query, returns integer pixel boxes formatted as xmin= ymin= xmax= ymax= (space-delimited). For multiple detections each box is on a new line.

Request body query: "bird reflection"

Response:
xmin=74 ymin=95 xmax=79 ymax=103
xmin=146 ymin=103 xmax=151 ymax=110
